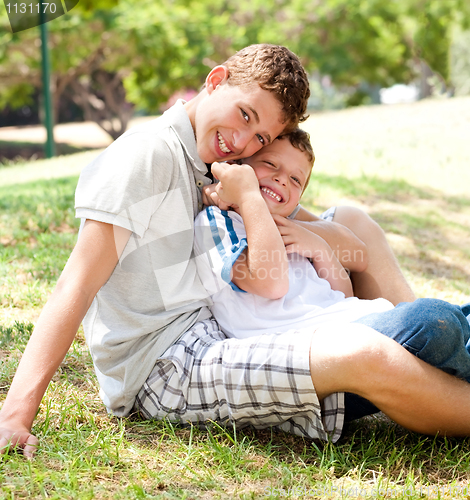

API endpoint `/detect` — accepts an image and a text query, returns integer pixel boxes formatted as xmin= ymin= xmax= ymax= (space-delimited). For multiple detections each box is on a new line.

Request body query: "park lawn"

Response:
xmin=1 ymin=97 xmax=470 ymax=499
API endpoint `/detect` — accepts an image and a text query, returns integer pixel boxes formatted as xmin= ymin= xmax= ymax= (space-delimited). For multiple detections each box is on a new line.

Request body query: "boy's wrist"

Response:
xmin=236 ymin=191 xmax=266 ymax=216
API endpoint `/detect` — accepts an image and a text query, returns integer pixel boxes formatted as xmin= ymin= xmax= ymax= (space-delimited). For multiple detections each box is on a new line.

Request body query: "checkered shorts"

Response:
xmin=134 ymin=319 xmax=344 ymax=442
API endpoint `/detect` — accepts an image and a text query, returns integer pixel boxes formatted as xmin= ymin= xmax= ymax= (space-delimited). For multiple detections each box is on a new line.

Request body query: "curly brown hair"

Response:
xmin=223 ymin=44 xmax=310 ymax=132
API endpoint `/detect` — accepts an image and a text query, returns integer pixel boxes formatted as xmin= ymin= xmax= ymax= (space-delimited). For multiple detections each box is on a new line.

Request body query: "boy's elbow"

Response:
xmin=346 ymin=244 xmax=369 ymax=273
xmin=262 ymin=289 xmax=288 ymax=300
xmin=262 ymin=279 xmax=289 ymax=300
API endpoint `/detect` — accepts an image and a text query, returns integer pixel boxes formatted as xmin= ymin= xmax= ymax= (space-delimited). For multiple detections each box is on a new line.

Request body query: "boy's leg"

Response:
xmin=135 ymin=319 xmax=345 ymax=442
xmin=344 ymin=298 xmax=470 ymax=421
xmin=309 ymin=322 xmax=470 ymax=436
xmin=355 ymin=298 xmax=470 ymax=381
xmin=333 ymin=206 xmax=416 ymax=305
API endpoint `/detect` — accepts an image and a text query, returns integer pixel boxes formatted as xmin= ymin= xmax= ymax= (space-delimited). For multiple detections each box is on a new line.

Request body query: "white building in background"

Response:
xmin=379 ymin=84 xmax=420 ymax=104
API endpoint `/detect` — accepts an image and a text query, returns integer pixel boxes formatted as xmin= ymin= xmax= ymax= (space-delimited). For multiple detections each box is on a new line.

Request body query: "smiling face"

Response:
xmin=243 ymin=137 xmax=313 ymax=217
xmin=186 ymin=66 xmax=286 ymax=164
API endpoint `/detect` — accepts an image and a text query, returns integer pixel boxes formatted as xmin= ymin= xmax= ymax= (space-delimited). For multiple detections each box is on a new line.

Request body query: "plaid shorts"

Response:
xmin=135 ymin=319 xmax=345 ymax=442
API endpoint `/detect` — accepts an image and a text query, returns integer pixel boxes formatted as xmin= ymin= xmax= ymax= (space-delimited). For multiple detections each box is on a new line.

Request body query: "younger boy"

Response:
xmin=194 ymin=130 xmax=470 ymax=419
xmin=194 ymin=129 xmax=395 ymax=339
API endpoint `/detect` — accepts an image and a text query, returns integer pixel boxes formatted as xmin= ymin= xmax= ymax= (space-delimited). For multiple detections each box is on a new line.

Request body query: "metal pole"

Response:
xmin=39 ymin=9 xmax=55 ymax=158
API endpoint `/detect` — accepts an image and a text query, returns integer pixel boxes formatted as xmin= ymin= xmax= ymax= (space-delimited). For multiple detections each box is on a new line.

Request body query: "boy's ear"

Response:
xmin=205 ymin=66 xmax=230 ymax=94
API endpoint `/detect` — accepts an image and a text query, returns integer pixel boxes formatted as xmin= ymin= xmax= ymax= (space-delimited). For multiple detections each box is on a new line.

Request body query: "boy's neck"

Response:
xmin=183 ymin=91 xmax=206 ymax=134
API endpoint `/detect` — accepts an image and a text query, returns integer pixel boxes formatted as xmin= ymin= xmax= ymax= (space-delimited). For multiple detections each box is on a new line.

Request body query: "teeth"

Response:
xmin=217 ymin=132 xmax=231 ymax=154
xmin=261 ymin=187 xmax=282 ymax=202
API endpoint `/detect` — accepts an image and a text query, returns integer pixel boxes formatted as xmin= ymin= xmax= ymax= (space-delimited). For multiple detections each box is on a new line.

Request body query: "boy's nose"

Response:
xmin=274 ymin=173 xmax=287 ymax=186
xmin=234 ymin=130 xmax=258 ymax=155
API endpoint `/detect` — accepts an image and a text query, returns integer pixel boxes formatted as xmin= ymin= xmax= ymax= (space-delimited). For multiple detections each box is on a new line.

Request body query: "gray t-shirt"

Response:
xmin=75 ymin=101 xmax=213 ymax=416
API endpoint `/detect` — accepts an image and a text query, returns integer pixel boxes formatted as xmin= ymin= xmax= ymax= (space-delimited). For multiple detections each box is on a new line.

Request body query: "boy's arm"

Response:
xmin=211 ymin=162 xmax=289 ymax=299
xmin=274 ymin=215 xmax=353 ymax=297
xmin=0 ymin=220 xmax=131 ymax=458
xmin=293 ymin=206 xmax=368 ymax=273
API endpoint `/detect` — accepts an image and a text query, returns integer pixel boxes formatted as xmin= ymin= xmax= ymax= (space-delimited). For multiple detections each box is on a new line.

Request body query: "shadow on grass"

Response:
xmin=0 ymin=140 xmax=99 ymax=165
xmin=305 ymin=173 xmax=470 ymax=287
xmin=309 ymin=172 xmax=470 ymax=209
xmin=122 ymin=414 xmax=470 ymax=490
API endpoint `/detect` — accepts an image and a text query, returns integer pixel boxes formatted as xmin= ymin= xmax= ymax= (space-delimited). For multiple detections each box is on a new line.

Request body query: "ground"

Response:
xmin=0 ymin=116 xmax=155 ymax=162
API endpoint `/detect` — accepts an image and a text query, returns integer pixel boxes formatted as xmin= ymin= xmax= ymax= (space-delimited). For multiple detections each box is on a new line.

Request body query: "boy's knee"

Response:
xmin=401 ymin=298 xmax=465 ymax=332
xmin=309 ymin=322 xmax=395 ymax=398
xmin=393 ymin=298 xmax=470 ymax=366
xmin=335 ymin=206 xmax=382 ymax=232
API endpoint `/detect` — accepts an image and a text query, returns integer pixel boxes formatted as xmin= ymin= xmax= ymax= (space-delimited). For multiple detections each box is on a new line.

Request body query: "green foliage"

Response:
xmin=2 ymin=0 xmax=470 ymax=114
xmin=408 ymin=0 xmax=470 ymax=84
xmin=282 ymin=0 xmax=413 ymax=87
xmin=450 ymin=29 xmax=470 ymax=95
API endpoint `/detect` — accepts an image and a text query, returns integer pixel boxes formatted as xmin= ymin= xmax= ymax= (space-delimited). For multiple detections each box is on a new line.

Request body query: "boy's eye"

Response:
xmin=291 ymin=176 xmax=302 ymax=186
xmin=241 ymin=109 xmax=249 ymax=122
xmin=256 ymin=134 xmax=265 ymax=145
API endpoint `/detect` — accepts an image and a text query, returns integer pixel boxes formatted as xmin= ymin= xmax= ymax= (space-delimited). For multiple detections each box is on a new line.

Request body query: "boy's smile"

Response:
xmin=185 ymin=66 xmax=286 ymax=164
xmin=244 ymin=138 xmax=312 ymax=218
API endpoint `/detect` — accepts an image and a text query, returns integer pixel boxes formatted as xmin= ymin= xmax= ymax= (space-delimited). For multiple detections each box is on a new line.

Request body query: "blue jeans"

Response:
xmin=344 ymin=298 xmax=470 ymax=421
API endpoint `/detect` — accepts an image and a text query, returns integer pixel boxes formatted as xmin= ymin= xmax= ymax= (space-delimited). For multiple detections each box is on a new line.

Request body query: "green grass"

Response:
xmin=2 ymin=97 xmax=470 ymax=498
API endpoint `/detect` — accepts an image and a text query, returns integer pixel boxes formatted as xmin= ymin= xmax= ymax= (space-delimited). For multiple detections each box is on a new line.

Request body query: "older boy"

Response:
xmin=2 ymin=44 xmax=470 ymax=458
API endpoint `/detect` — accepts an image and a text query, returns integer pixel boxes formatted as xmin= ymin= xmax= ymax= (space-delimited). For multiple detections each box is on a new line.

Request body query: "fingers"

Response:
xmin=285 ymin=243 xmax=300 ymax=255
xmin=272 ymin=214 xmax=289 ymax=226
xmin=23 ymin=434 xmax=39 ymax=459
xmin=210 ymin=161 xmax=223 ymax=180
xmin=0 ymin=435 xmax=9 ymax=454
xmin=202 ymin=184 xmax=217 ymax=206
xmin=210 ymin=191 xmax=231 ymax=211
xmin=210 ymin=161 xmax=231 ymax=180
xmin=0 ymin=431 xmax=39 ymax=458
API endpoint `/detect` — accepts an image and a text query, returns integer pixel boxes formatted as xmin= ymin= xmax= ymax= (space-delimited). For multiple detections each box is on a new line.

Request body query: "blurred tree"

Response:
xmin=407 ymin=0 xmax=470 ymax=96
xmin=274 ymin=0 xmax=414 ymax=88
xmin=0 ymin=2 xmax=133 ymax=139
xmin=450 ymin=29 xmax=470 ymax=96
xmin=1 ymin=0 xmax=470 ymax=137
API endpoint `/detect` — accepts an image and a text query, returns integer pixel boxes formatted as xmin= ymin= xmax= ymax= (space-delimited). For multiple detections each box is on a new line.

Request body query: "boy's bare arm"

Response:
xmin=274 ymin=215 xmax=353 ymax=297
xmin=0 ymin=220 xmax=131 ymax=458
xmin=211 ymin=162 xmax=289 ymax=299
xmin=293 ymin=206 xmax=368 ymax=273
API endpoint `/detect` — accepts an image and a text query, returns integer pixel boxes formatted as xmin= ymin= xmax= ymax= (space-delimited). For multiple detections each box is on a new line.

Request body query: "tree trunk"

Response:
xmin=419 ymin=60 xmax=434 ymax=99
xmin=69 ymin=70 xmax=134 ymax=141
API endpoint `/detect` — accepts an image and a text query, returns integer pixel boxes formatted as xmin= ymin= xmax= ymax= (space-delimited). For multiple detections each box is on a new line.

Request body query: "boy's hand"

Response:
xmin=201 ymin=183 xmax=233 ymax=211
xmin=0 ymin=422 xmax=39 ymax=459
xmin=274 ymin=215 xmax=330 ymax=257
xmin=210 ymin=162 xmax=261 ymax=209
xmin=274 ymin=215 xmax=353 ymax=297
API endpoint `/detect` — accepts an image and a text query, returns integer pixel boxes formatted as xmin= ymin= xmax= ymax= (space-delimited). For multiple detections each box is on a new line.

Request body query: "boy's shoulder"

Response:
xmin=82 ymin=100 xmax=201 ymax=176
xmin=121 ymin=100 xmax=191 ymax=145
xmin=196 ymin=206 xmax=243 ymax=225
